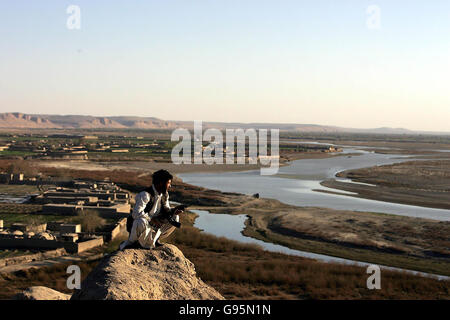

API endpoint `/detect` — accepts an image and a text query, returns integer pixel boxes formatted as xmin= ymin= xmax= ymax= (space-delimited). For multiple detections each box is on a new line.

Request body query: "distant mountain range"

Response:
xmin=0 ymin=112 xmax=446 ymax=135
xmin=0 ymin=113 xmax=182 ymax=130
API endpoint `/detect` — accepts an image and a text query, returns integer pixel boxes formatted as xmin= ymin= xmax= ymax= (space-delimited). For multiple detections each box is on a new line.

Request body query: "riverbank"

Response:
xmin=320 ymin=160 xmax=450 ymax=210
xmin=190 ymin=197 xmax=450 ymax=277
xmin=292 ymin=138 xmax=450 ymax=152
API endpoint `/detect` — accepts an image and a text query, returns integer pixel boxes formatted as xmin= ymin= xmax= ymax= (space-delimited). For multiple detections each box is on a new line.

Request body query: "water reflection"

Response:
xmin=0 ymin=194 xmax=31 ymax=203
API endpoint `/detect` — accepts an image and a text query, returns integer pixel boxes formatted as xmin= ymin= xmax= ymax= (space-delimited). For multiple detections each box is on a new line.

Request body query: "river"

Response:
xmin=180 ymin=146 xmax=450 ymax=221
xmin=0 ymin=194 xmax=33 ymax=204
xmin=178 ymin=145 xmax=450 ymax=279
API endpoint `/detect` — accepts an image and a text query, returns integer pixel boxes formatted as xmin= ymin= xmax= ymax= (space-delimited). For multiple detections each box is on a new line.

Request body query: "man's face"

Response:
xmin=165 ymin=179 xmax=172 ymax=192
xmin=156 ymin=179 xmax=172 ymax=193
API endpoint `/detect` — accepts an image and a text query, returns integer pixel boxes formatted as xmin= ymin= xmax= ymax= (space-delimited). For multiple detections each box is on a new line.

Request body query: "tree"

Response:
xmin=77 ymin=209 xmax=105 ymax=234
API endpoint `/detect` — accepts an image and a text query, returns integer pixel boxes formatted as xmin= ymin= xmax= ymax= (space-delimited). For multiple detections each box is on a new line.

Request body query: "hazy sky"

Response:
xmin=1 ymin=1 xmax=449 ymax=131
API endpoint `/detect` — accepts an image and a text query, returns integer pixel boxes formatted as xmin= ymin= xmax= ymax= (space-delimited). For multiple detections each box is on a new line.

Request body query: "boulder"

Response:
xmin=71 ymin=244 xmax=224 ymax=300
xmin=36 ymin=232 xmax=55 ymax=240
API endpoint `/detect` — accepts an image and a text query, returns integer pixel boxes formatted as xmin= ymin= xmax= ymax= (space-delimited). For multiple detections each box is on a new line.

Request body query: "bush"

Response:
xmin=76 ymin=210 xmax=105 ymax=233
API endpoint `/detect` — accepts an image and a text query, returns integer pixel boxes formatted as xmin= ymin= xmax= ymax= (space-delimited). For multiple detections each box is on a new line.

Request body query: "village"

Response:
xmin=0 ymin=172 xmax=131 ymax=270
xmin=0 ymin=132 xmax=342 ymax=164
xmin=0 ymin=133 xmax=172 ymax=161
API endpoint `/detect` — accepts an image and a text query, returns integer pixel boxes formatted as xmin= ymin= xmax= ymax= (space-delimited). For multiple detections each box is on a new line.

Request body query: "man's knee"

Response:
xmin=131 ymin=218 xmax=148 ymax=240
xmin=160 ymin=225 xmax=176 ymax=239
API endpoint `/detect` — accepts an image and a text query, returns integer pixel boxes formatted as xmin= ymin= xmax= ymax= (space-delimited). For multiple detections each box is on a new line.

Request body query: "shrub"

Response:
xmin=76 ymin=210 xmax=105 ymax=233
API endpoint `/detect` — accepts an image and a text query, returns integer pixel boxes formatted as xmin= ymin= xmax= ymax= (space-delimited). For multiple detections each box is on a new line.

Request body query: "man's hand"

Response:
xmin=173 ymin=204 xmax=187 ymax=215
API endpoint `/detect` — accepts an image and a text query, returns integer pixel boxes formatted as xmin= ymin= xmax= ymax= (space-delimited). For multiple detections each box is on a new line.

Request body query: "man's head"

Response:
xmin=152 ymin=169 xmax=173 ymax=194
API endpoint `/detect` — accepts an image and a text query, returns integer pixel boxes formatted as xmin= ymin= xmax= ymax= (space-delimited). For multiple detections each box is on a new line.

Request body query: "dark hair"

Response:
xmin=152 ymin=169 xmax=173 ymax=185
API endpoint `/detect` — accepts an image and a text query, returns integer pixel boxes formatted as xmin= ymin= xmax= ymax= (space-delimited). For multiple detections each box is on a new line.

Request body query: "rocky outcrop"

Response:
xmin=0 ymin=113 xmax=182 ymax=129
xmin=71 ymin=244 xmax=224 ymax=300
xmin=14 ymin=286 xmax=70 ymax=300
xmin=78 ymin=117 xmax=127 ymax=129
xmin=0 ymin=112 xmax=60 ymax=128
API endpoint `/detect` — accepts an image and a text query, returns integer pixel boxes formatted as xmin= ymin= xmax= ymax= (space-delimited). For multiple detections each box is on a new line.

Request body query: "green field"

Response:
xmin=0 ymin=213 xmax=78 ymax=227
xmin=0 ymin=184 xmax=39 ymax=195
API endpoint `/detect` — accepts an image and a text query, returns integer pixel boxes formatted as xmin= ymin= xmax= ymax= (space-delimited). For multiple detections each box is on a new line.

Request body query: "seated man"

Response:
xmin=119 ymin=169 xmax=183 ymax=250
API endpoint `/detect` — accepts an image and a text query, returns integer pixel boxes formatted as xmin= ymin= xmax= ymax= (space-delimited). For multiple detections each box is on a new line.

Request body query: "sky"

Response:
xmin=0 ymin=1 xmax=449 ymax=132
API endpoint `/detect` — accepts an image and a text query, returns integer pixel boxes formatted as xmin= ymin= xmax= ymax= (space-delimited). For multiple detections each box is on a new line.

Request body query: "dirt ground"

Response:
xmin=320 ymin=160 xmax=450 ymax=209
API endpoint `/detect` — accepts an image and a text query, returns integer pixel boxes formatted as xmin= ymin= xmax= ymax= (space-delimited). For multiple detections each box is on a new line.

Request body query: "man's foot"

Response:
xmin=120 ymin=241 xmax=145 ymax=250
xmin=154 ymin=240 xmax=164 ymax=247
xmin=119 ymin=240 xmax=129 ymax=251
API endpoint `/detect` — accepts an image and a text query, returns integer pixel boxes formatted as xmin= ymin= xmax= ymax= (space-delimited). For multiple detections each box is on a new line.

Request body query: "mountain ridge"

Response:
xmin=0 ymin=112 xmax=445 ymax=134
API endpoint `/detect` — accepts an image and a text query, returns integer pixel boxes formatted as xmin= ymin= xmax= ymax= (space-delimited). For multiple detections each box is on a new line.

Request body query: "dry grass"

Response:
xmin=163 ymin=214 xmax=450 ymax=300
xmin=0 ymin=160 xmax=39 ymax=177
xmin=339 ymin=160 xmax=450 ymax=191
xmin=0 ymin=260 xmax=98 ymax=300
xmin=266 ymin=209 xmax=450 ymax=258
xmin=0 ymin=203 xmax=42 ymax=215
